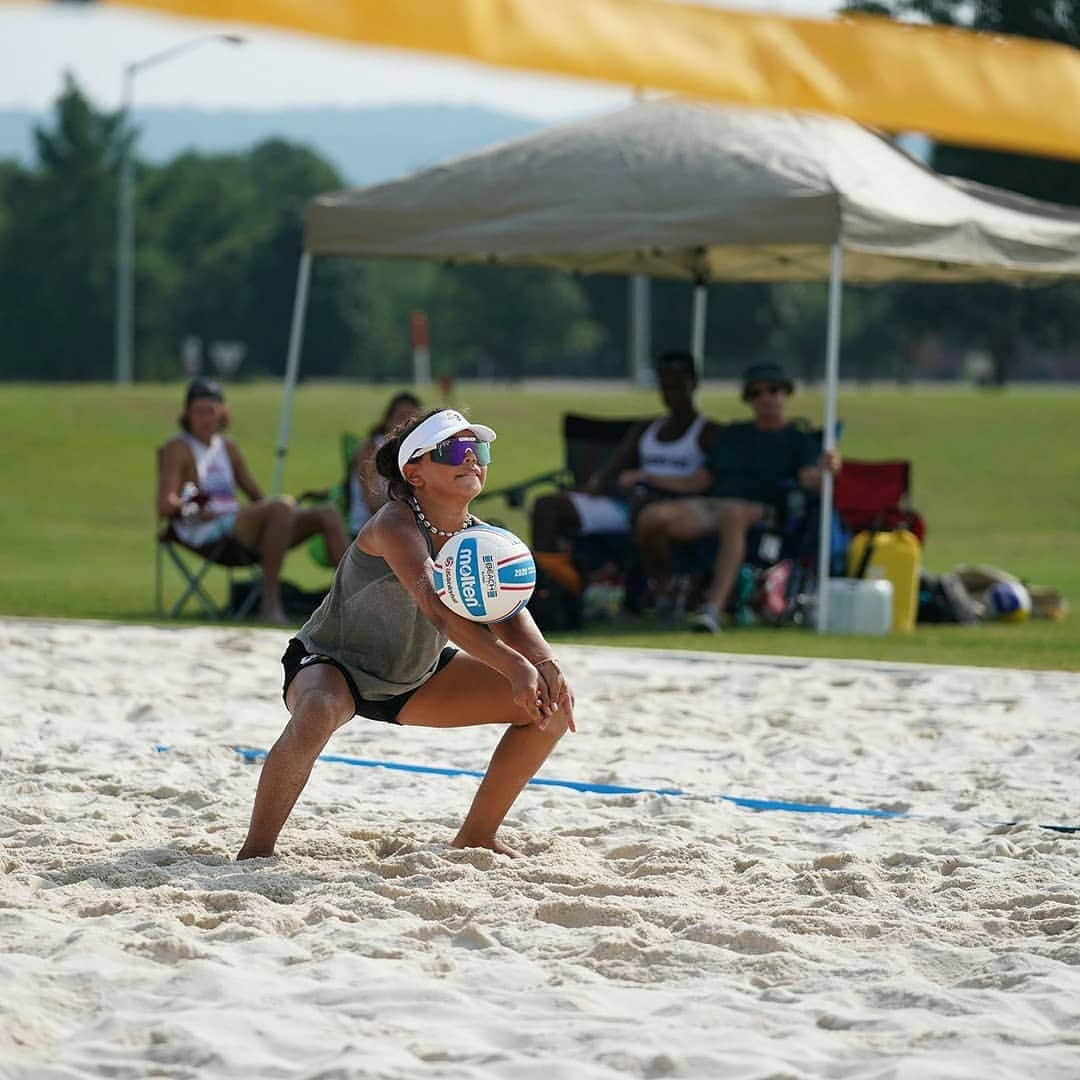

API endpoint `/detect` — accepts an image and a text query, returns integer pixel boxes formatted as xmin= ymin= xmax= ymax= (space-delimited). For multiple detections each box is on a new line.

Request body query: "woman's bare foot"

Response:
xmin=236 ymin=844 xmax=275 ymax=861
xmin=451 ymin=832 xmax=524 ymax=858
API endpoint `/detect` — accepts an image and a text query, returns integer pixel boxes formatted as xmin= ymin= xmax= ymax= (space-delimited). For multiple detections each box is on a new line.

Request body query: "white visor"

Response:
xmin=397 ymin=409 xmax=497 ymax=474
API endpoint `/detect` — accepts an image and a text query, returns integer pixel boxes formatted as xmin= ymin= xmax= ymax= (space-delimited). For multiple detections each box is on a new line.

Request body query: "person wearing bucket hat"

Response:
xmin=635 ymin=361 xmax=841 ymax=632
xmin=158 ymin=378 xmax=350 ymax=624
xmin=238 ymin=407 xmax=576 ymax=862
xmin=740 ymin=361 xmax=794 ymax=400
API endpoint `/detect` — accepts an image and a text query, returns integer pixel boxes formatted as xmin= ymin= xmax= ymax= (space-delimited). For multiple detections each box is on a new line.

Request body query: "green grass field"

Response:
xmin=1 ymin=381 xmax=1077 ymax=670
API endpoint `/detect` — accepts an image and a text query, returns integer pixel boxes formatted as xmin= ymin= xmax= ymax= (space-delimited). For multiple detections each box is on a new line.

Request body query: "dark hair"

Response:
xmin=374 ymin=406 xmax=444 ymax=502
xmin=178 ymin=378 xmax=230 ymax=433
xmin=185 ymin=377 xmax=224 ymax=406
xmin=369 ymin=391 xmax=421 ymax=439
xmin=655 ymin=348 xmax=697 ymax=380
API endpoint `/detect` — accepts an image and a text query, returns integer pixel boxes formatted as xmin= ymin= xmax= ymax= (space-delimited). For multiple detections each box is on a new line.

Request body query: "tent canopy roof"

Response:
xmin=305 ymin=100 xmax=1080 ymax=284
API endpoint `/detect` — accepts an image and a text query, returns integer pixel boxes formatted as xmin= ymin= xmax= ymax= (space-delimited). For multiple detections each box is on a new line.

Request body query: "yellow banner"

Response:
xmin=90 ymin=0 xmax=1080 ymax=160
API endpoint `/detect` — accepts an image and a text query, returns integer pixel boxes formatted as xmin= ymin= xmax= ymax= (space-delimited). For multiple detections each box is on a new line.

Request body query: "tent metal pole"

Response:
xmin=629 ymin=274 xmax=652 ymax=385
xmin=816 ymin=244 xmax=844 ymax=633
xmin=272 ymin=251 xmax=313 ymax=497
xmin=691 ymin=281 xmax=708 ymax=377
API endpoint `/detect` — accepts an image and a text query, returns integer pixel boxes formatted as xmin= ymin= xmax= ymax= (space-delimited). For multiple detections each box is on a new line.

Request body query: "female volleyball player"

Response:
xmin=237 ymin=408 xmax=575 ymax=861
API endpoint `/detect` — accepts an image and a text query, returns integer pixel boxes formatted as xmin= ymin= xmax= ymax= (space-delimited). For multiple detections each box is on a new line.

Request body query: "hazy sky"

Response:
xmin=0 ymin=1 xmax=840 ymax=118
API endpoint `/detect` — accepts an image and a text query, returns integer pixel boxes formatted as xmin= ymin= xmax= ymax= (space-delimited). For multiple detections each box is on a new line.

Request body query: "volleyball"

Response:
xmin=983 ymin=581 xmax=1032 ymax=622
xmin=430 ymin=525 xmax=536 ymax=623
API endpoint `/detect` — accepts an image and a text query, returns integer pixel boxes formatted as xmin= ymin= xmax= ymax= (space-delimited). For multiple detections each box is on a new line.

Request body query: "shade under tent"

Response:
xmin=276 ymin=99 xmax=1080 ymax=630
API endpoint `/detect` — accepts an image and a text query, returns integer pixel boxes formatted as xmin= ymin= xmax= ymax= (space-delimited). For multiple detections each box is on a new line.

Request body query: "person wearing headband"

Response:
xmin=157 ymin=378 xmax=350 ymax=625
xmin=238 ymin=408 xmax=576 ymax=862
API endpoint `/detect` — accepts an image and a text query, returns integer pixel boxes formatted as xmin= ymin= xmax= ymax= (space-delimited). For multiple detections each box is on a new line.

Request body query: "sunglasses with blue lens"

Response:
xmin=429 ymin=437 xmax=492 ymax=466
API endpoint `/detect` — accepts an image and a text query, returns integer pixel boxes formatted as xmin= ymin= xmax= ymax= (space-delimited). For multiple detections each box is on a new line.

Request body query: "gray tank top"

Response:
xmin=295 ymin=519 xmax=448 ymax=702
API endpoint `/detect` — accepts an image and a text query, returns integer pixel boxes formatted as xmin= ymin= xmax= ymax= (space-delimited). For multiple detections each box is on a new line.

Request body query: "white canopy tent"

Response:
xmin=277 ymin=100 xmax=1080 ymax=629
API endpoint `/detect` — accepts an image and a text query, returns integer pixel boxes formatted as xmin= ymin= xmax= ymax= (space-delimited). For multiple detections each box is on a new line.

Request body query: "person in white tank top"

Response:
xmin=529 ymin=349 xmax=717 ymax=591
xmin=637 ymin=361 xmax=841 ymax=633
xmin=156 ymin=378 xmax=351 ymax=625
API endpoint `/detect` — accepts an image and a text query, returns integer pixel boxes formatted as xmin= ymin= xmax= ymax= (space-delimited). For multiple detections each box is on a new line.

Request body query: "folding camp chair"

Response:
xmin=154 ymin=444 xmax=262 ymax=620
xmin=473 ymin=413 xmax=646 ymax=511
xmin=832 ymin=459 xmax=925 ymax=543
xmin=481 ymin=412 xmax=649 ymax=572
xmin=155 ymin=520 xmax=262 ymax=620
xmin=472 ymin=414 xmax=649 ymax=623
xmin=300 ymin=431 xmax=361 ymax=568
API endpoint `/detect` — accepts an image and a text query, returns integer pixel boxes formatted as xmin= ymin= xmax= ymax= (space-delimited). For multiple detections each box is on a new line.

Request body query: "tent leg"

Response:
xmin=690 ymin=282 xmax=708 ymax=379
xmin=816 ymin=245 xmax=844 ymax=633
xmin=629 ymin=274 xmax=651 ymax=385
xmin=272 ymin=251 xmax=313 ymax=496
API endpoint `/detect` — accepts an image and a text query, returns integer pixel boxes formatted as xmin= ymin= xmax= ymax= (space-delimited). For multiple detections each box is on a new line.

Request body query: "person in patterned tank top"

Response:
xmin=157 ymin=378 xmax=349 ymax=624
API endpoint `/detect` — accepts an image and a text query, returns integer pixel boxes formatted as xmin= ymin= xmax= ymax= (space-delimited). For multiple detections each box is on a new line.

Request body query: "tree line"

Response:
xmin=2 ymin=1 xmax=1079 ymax=388
xmin=839 ymin=0 xmax=1080 ymax=385
xmin=0 ymin=77 xmax=804 ymax=384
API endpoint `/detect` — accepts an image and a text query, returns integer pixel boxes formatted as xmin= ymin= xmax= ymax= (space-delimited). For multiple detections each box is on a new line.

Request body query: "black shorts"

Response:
xmin=281 ymin=638 xmax=458 ymax=725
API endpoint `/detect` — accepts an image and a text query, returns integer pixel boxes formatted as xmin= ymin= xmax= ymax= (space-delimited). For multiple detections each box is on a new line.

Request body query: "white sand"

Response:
xmin=2 ymin=617 xmax=1079 ymax=1079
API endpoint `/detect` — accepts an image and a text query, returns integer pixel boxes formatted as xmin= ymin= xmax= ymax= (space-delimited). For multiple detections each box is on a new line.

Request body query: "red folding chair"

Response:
xmin=833 ymin=459 xmax=925 ymax=543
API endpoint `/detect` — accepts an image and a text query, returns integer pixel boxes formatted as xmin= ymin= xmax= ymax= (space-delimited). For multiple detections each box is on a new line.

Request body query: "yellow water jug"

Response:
xmin=846 ymin=529 xmax=921 ymax=633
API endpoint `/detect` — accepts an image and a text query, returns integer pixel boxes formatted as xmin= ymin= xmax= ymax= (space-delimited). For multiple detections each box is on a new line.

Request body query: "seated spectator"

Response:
xmin=636 ymin=361 xmax=841 ymax=633
xmin=529 ymin=349 xmax=718 ymax=592
xmin=157 ymin=378 xmax=349 ymax=625
xmin=348 ymin=391 xmax=422 ymax=534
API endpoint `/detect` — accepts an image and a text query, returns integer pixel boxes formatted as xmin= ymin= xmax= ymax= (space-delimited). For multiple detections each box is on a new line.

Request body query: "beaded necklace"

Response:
xmin=408 ymin=495 xmax=474 ymax=538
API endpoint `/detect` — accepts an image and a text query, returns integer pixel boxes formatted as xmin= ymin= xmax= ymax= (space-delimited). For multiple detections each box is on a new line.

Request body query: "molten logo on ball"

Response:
xmin=430 ymin=526 xmax=536 ymax=623
xmin=456 ymin=541 xmax=481 ymax=616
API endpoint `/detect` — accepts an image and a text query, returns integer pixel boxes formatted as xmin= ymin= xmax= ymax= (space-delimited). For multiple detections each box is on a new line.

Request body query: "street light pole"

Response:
xmin=114 ymin=65 xmax=136 ymax=386
xmin=113 ymin=34 xmax=245 ymax=386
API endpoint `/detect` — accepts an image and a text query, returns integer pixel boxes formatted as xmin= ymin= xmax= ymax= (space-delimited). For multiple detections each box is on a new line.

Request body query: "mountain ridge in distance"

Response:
xmin=0 ymin=102 xmax=547 ymax=186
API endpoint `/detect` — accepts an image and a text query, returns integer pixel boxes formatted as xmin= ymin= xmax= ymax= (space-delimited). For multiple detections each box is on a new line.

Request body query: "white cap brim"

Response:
xmin=398 ymin=409 xmax=497 ymax=474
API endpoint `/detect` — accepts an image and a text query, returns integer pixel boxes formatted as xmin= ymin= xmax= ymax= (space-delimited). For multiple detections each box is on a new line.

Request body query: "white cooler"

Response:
xmin=823 ymin=577 xmax=894 ymax=635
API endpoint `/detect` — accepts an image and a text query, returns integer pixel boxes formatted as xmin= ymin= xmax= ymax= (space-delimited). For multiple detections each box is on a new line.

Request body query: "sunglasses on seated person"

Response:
xmin=745 ymin=382 xmax=787 ymax=400
xmin=426 ymin=436 xmax=492 ymax=466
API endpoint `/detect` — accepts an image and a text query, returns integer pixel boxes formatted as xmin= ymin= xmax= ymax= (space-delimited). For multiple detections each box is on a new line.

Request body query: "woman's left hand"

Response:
xmin=536 ymin=659 xmax=576 ymax=733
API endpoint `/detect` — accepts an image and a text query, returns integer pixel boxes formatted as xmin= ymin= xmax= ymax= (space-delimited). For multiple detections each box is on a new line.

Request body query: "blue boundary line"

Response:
xmin=152 ymin=745 xmax=1078 ymax=833
xmin=231 ymin=746 xmax=890 ymax=813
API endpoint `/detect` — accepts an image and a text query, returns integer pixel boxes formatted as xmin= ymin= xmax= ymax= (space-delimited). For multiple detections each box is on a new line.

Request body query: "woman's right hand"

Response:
xmin=536 ymin=658 xmax=575 ymax=733
xmin=507 ymin=657 xmax=547 ymax=726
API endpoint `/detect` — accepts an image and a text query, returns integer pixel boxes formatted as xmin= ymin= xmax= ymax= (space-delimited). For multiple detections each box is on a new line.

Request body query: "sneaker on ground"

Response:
xmin=691 ymin=604 xmax=722 ymax=633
